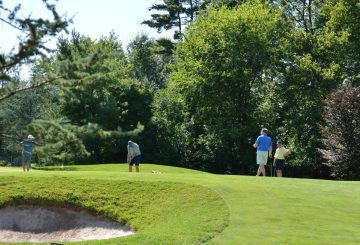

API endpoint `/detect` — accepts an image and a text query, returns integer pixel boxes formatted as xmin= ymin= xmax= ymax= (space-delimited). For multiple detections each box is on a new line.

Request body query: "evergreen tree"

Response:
xmin=0 ymin=0 xmax=69 ymax=101
xmin=142 ymin=0 xmax=204 ymax=39
xmin=127 ymin=33 xmax=174 ymax=89
xmin=54 ymin=31 xmax=152 ymax=163
xmin=0 ymin=83 xmax=60 ymax=163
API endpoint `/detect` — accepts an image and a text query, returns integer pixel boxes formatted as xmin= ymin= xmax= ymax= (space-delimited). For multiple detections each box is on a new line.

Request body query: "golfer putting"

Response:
xmin=127 ymin=140 xmax=141 ymax=172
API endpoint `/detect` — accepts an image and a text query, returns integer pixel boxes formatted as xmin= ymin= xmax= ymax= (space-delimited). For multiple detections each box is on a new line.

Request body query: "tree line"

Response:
xmin=1 ymin=0 xmax=359 ymax=180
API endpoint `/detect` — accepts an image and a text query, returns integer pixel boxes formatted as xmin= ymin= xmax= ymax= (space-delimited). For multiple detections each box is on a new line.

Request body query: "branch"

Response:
xmin=0 ymin=133 xmax=21 ymax=141
xmin=0 ymin=17 xmax=24 ymax=32
xmin=0 ymin=75 xmax=63 ymax=101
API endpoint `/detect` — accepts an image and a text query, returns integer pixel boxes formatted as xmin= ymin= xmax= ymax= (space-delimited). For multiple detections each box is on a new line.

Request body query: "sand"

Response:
xmin=0 ymin=205 xmax=135 ymax=243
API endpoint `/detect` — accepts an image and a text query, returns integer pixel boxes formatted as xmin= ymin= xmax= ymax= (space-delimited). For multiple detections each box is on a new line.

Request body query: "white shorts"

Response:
xmin=256 ymin=151 xmax=269 ymax=165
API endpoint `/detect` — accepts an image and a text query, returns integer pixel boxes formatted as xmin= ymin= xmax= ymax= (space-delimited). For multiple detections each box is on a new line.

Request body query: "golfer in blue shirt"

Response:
xmin=253 ymin=128 xmax=272 ymax=176
xmin=19 ymin=134 xmax=36 ymax=172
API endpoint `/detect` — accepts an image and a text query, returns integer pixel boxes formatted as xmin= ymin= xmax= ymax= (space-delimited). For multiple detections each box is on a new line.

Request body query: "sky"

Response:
xmin=0 ymin=0 xmax=173 ymax=53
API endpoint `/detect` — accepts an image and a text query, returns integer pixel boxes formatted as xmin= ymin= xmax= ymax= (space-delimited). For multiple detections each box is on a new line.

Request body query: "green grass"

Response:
xmin=0 ymin=163 xmax=359 ymax=245
xmin=32 ymin=163 xmax=208 ymax=174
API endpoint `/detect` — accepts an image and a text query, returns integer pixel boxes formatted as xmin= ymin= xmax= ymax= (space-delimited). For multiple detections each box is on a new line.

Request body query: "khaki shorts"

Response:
xmin=256 ymin=151 xmax=268 ymax=165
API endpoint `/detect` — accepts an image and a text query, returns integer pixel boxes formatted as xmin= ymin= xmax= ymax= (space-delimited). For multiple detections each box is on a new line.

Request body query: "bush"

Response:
xmin=320 ymin=85 xmax=360 ymax=180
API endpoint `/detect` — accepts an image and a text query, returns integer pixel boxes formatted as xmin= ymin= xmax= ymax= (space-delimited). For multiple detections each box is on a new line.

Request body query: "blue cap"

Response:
xmin=276 ymin=140 xmax=283 ymax=144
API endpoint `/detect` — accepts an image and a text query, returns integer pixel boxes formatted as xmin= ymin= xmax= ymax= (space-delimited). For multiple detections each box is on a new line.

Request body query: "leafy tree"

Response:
xmin=272 ymin=0 xmax=322 ymax=33
xmin=317 ymin=0 xmax=360 ymax=85
xmin=320 ymin=85 xmax=360 ymax=180
xmin=153 ymin=2 xmax=284 ymax=173
xmin=252 ymin=0 xmax=360 ymax=178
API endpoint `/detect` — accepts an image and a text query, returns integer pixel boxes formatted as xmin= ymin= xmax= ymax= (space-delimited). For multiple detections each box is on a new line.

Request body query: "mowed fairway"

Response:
xmin=0 ymin=164 xmax=359 ymax=245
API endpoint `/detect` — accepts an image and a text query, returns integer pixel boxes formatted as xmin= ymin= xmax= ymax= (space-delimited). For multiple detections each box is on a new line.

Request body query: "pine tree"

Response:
xmin=0 ymin=0 xmax=69 ymax=101
xmin=142 ymin=0 xmax=204 ymax=39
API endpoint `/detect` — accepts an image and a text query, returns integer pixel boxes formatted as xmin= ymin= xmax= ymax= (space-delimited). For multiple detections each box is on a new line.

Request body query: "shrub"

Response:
xmin=320 ymin=85 xmax=360 ymax=180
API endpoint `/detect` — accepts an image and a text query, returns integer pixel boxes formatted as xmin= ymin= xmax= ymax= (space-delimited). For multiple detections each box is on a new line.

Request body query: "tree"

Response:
xmin=241 ymin=1 xmax=348 ymax=178
xmin=27 ymin=119 xmax=89 ymax=166
xmin=54 ymin=31 xmax=152 ymax=163
xmin=153 ymin=2 xmax=284 ymax=173
xmin=0 ymin=82 xmax=61 ymax=163
xmin=127 ymin=33 xmax=173 ymax=89
xmin=202 ymin=0 xmax=248 ymax=8
xmin=0 ymin=0 xmax=69 ymax=101
xmin=320 ymin=85 xmax=360 ymax=180
xmin=317 ymin=0 xmax=360 ymax=85
xmin=142 ymin=0 xmax=204 ymax=39
xmin=262 ymin=0 xmax=360 ymax=178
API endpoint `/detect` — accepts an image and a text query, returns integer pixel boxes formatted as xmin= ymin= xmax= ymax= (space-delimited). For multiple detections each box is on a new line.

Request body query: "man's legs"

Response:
xmin=129 ymin=156 xmax=140 ymax=172
xmin=275 ymin=160 xmax=284 ymax=177
xmin=22 ymin=153 xmax=31 ymax=172
xmin=256 ymin=164 xmax=266 ymax=176
xmin=22 ymin=154 xmax=29 ymax=172
xmin=133 ymin=155 xmax=140 ymax=172
xmin=23 ymin=160 xmax=30 ymax=172
xmin=256 ymin=151 xmax=267 ymax=176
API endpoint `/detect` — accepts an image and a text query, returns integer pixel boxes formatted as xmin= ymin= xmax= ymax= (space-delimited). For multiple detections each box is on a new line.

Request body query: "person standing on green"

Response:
xmin=273 ymin=140 xmax=290 ymax=177
xmin=253 ymin=128 xmax=272 ymax=176
xmin=19 ymin=134 xmax=36 ymax=172
xmin=127 ymin=140 xmax=141 ymax=172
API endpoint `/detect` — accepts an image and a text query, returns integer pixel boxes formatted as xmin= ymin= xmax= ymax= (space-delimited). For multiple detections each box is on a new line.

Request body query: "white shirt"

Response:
xmin=128 ymin=143 xmax=141 ymax=156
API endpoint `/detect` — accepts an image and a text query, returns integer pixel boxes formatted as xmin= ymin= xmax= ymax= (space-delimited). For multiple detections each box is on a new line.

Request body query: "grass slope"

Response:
xmin=0 ymin=163 xmax=359 ymax=245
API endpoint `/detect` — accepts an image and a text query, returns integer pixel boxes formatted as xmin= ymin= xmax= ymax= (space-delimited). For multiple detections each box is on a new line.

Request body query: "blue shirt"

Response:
xmin=255 ymin=134 xmax=272 ymax=152
xmin=20 ymin=140 xmax=35 ymax=154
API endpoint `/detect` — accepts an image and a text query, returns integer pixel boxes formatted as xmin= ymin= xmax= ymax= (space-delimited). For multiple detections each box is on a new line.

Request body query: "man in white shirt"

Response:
xmin=127 ymin=140 xmax=141 ymax=172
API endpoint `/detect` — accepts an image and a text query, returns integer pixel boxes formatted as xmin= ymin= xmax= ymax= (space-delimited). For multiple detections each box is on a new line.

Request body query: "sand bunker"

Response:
xmin=0 ymin=205 xmax=135 ymax=243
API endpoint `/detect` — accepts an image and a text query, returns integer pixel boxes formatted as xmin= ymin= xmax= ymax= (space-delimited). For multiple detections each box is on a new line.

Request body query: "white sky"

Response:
xmin=0 ymin=0 xmax=173 ymax=53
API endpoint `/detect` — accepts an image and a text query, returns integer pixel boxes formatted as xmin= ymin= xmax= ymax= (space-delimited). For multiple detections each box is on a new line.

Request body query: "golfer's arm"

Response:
xmin=269 ymin=146 xmax=273 ymax=157
xmin=128 ymin=153 xmax=134 ymax=161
